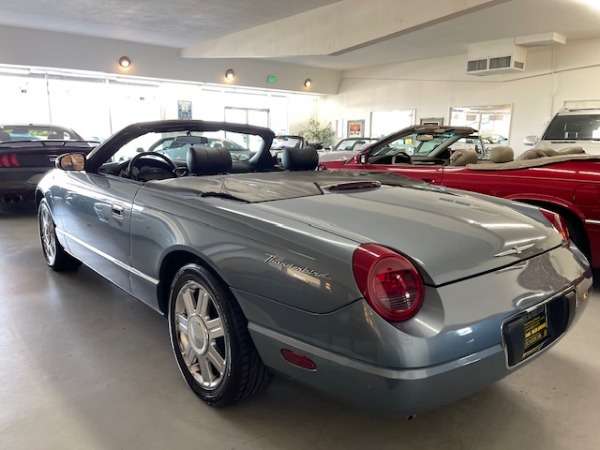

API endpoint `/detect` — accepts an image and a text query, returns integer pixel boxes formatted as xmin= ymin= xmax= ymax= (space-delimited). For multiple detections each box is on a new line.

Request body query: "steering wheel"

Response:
xmin=125 ymin=151 xmax=177 ymax=181
xmin=392 ymin=151 xmax=413 ymax=165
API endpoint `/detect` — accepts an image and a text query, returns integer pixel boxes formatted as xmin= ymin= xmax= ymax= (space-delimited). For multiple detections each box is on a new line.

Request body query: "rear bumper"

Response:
xmin=0 ymin=169 xmax=47 ymax=201
xmin=251 ymin=290 xmax=588 ymax=415
xmin=251 ymin=323 xmax=512 ymax=415
xmin=242 ymin=245 xmax=592 ymax=415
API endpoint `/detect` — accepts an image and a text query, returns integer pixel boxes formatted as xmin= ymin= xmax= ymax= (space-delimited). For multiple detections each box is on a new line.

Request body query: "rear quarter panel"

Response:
xmin=129 ymin=187 xmax=363 ymax=315
xmin=439 ymin=162 xmax=600 ymax=266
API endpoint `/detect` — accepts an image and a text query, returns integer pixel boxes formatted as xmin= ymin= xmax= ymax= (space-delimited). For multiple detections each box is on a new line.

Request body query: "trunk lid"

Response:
xmin=254 ymin=177 xmax=561 ymax=286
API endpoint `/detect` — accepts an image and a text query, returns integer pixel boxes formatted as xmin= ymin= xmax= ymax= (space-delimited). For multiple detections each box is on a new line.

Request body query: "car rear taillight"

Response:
xmin=352 ymin=244 xmax=424 ymax=322
xmin=0 ymin=153 xmax=20 ymax=167
xmin=540 ymin=208 xmax=569 ymax=243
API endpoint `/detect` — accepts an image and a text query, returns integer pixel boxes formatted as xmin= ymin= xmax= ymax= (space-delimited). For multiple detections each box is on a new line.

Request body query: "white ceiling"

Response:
xmin=1 ymin=0 xmax=600 ymax=70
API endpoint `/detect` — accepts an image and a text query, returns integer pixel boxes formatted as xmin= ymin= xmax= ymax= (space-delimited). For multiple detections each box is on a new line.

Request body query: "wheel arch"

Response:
xmin=34 ymin=189 xmax=45 ymax=207
xmin=512 ymin=196 xmax=590 ymax=258
xmin=156 ymin=248 xmax=230 ymax=316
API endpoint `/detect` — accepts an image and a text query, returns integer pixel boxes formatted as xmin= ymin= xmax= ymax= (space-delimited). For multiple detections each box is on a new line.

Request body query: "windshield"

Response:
xmin=272 ymin=136 xmax=304 ymax=149
xmin=369 ymin=133 xmax=454 ymax=157
xmin=333 ymin=138 xmax=377 ymax=151
xmin=112 ymin=131 xmax=258 ymax=163
xmin=366 ymin=131 xmax=487 ymax=163
xmin=0 ymin=125 xmax=82 ymax=142
xmin=543 ymin=114 xmax=600 ymax=141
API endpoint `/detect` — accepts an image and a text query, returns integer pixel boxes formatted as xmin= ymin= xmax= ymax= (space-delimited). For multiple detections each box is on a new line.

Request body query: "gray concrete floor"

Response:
xmin=1 ymin=202 xmax=600 ymax=450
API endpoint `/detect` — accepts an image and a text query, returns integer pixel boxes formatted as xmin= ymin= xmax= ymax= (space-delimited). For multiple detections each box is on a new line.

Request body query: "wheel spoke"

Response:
xmin=177 ymin=313 xmax=189 ymax=336
xmin=206 ymin=345 xmax=226 ymax=375
xmin=183 ymin=340 xmax=197 ymax=365
xmin=197 ymin=289 xmax=210 ymax=317
xmin=206 ymin=317 xmax=224 ymax=339
xmin=181 ymin=288 xmax=196 ymax=317
xmin=198 ymin=357 xmax=214 ymax=384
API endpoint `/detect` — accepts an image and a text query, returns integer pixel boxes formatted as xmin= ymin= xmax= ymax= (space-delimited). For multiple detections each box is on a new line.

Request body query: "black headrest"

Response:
xmin=281 ymin=147 xmax=319 ymax=171
xmin=187 ymin=147 xmax=232 ymax=175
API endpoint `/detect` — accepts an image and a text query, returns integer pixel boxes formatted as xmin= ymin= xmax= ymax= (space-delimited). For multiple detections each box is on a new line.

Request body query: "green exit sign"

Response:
xmin=266 ymin=75 xmax=277 ymax=84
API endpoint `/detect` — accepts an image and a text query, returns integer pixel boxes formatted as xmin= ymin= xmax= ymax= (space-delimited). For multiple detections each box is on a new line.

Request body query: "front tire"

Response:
xmin=38 ymin=199 xmax=81 ymax=271
xmin=168 ymin=263 xmax=271 ymax=407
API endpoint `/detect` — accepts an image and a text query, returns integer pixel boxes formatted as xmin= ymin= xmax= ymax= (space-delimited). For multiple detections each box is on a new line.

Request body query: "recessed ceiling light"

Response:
xmin=118 ymin=56 xmax=131 ymax=69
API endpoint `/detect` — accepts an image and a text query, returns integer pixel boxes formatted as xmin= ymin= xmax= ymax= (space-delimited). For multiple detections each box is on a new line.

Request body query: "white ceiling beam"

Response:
xmin=181 ymin=0 xmax=508 ymax=59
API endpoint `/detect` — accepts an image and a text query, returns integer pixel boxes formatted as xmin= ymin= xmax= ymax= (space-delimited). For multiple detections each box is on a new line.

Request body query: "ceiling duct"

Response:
xmin=466 ymin=38 xmax=527 ymax=76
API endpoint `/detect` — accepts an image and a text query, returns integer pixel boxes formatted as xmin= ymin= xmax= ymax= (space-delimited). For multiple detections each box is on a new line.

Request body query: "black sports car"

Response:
xmin=0 ymin=124 xmax=94 ymax=203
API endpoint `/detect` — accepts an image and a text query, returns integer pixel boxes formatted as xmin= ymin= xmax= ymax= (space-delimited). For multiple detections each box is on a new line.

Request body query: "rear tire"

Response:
xmin=38 ymin=199 xmax=81 ymax=271
xmin=168 ymin=263 xmax=271 ymax=407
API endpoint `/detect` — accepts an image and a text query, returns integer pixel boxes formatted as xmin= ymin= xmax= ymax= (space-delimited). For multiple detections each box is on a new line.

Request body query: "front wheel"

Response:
xmin=168 ymin=263 xmax=271 ymax=407
xmin=38 ymin=199 xmax=81 ymax=271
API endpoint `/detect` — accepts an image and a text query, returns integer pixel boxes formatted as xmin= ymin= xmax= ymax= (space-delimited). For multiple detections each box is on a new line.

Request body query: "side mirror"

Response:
xmin=360 ymin=154 xmax=367 ymax=164
xmin=523 ymin=135 xmax=538 ymax=146
xmin=57 ymin=152 xmax=86 ymax=171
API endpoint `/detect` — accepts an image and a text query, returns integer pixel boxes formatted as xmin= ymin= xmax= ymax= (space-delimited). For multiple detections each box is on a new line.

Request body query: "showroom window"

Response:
xmin=0 ymin=64 xmax=316 ymax=140
xmin=449 ymin=104 xmax=512 ymax=144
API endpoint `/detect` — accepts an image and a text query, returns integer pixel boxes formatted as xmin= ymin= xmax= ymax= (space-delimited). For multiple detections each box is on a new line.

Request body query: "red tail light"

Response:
xmin=352 ymin=244 xmax=424 ymax=322
xmin=540 ymin=209 xmax=569 ymax=243
xmin=0 ymin=153 xmax=20 ymax=167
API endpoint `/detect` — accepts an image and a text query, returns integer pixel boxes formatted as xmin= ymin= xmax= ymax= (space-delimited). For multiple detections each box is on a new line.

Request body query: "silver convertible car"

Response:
xmin=35 ymin=120 xmax=592 ymax=416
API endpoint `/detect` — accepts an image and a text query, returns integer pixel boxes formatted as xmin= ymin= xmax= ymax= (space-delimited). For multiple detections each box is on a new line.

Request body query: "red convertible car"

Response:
xmin=321 ymin=125 xmax=600 ymax=268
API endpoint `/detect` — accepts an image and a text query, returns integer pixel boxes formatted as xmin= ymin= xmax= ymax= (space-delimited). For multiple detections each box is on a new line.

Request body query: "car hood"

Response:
xmin=155 ymin=171 xmax=563 ymax=286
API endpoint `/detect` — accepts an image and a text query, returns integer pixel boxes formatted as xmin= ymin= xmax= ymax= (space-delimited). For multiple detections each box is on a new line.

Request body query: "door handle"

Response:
xmin=111 ymin=204 xmax=124 ymax=218
xmin=421 ymin=178 xmax=436 ymax=183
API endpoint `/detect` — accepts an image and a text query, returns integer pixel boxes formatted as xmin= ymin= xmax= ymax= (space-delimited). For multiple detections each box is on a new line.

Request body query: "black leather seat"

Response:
xmin=187 ymin=147 xmax=232 ymax=175
xmin=281 ymin=147 xmax=319 ymax=171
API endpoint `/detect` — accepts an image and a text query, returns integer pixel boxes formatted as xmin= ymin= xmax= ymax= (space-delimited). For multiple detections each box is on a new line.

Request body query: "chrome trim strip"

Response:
xmin=584 ymin=219 xmax=600 ymax=226
xmin=131 ymin=267 xmax=159 ymax=285
xmin=63 ymin=230 xmax=159 ymax=285
xmin=248 ymin=323 xmax=500 ymax=380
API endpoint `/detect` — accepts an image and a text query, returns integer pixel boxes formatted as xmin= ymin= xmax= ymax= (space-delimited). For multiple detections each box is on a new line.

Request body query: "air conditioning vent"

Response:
xmin=467 ymin=59 xmax=488 ymax=72
xmin=466 ymin=39 xmax=527 ymax=76
xmin=489 ymin=56 xmax=512 ymax=69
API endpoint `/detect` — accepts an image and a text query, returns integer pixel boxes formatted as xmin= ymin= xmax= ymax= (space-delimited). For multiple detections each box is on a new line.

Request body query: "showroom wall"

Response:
xmin=3 ymin=23 xmax=600 ymax=150
xmin=321 ymin=37 xmax=600 ymax=154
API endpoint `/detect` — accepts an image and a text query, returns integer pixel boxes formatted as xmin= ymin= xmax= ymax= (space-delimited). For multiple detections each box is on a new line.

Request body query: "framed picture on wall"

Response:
xmin=178 ymin=100 xmax=192 ymax=120
xmin=420 ymin=117 xmax=444 ymax=126
xmin=347 ymin=120 xmax=365 ymax=137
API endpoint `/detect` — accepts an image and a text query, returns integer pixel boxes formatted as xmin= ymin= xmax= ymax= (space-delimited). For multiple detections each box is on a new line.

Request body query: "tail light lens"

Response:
xmin=352 ymin=244 xmax=424 ymax=322
xmin=0 ymin=153 xmax=20 ymax=167
xmin=540 ymin=208 xmax=569 ymax=243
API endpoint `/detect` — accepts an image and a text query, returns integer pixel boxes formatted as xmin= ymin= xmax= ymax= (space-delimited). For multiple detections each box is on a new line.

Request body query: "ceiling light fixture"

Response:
xmin=304 ymin=78 xmax=312 ymax=88
xmin=225 ymin=69 xmax=235 ymax=81
xmin=118 ymin=56 xmax=131 ymax=69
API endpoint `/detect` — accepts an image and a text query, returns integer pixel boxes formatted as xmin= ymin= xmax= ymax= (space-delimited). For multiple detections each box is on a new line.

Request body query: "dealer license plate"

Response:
xmin=521 ymin=307 xmax=549 ymax=359
xmin=503 ymin=304 xmax=551 ymax=367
